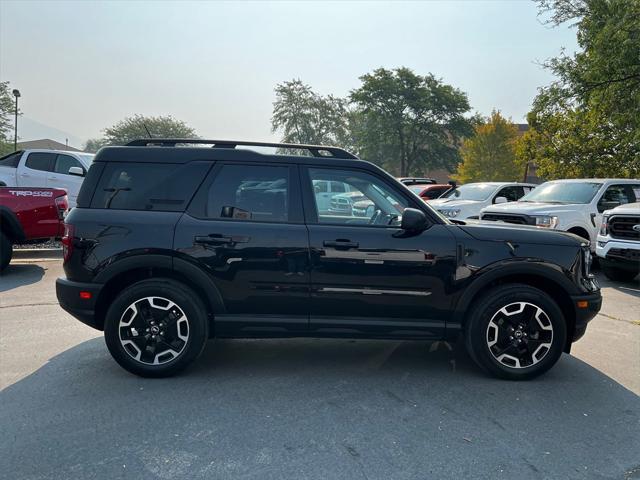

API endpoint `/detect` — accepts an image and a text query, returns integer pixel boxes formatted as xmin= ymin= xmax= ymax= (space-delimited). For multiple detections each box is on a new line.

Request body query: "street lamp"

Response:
xmin=12 ymin=89 xmax=20 ymax=151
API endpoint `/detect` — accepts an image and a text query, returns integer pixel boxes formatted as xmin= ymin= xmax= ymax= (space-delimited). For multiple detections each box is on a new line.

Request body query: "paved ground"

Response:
xmin=1 ymin=252 xmax=639 ymax=480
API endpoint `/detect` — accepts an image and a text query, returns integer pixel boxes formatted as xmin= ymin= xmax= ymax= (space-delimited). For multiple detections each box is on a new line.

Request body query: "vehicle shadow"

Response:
xmin=0 ymin=263 xmax=45 ymax=293
xmin=1 ymin=337 xmax=639 ymax=480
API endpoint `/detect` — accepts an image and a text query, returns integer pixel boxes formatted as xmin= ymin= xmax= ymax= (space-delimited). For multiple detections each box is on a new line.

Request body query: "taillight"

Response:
xmin=55 ymin=194 xmax=69 ymax=220
xmin=61 ymin=223 xmax=75 ymax=263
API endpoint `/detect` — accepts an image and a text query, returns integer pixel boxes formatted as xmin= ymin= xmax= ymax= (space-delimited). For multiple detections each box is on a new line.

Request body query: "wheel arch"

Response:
xmin=453 ymin=264 xmax=578 ymax=352
xmin=93 ymin=255 xmax=225 ymax=334
xmin=567 ymin=226 xmax=591 ymax=241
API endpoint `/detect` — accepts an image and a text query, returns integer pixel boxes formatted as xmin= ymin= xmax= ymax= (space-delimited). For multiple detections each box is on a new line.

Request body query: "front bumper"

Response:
xmin=569 ymin=291 xmax=602 ymax=343
xmin=56 ymin=277 xmax=104 ymax=330
xmin=596 ymin=239 xmax=640 ymax=262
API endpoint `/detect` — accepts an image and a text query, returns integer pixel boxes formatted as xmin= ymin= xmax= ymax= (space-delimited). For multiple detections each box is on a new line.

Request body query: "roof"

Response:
xmin=17 ymin=139 xmax=82 ymax=152
xmin=459 ymin=182 xmax=538 ymax=187
xmin=541 ymin=178 xmax=640 ymax=183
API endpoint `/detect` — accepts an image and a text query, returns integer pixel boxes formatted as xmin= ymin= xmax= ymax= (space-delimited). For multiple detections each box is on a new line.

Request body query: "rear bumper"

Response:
xmin=569 ymin=291 xmax=602 ymax=343
xmin=56 ymin=277 xmax=104 ymax=330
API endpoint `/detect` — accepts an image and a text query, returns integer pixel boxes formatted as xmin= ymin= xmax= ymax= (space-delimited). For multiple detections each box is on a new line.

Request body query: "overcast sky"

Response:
xmin=0 ymin=0 xmax=577 ymax=148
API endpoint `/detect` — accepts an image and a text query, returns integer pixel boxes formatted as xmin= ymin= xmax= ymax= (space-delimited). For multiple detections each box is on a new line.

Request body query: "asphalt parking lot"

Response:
xmin=1 ymin=251 xmax=639 ymax=480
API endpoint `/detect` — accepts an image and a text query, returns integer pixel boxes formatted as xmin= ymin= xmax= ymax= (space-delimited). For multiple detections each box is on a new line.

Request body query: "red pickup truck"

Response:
xmin=0 ymin=187 xmax=69 ymax=271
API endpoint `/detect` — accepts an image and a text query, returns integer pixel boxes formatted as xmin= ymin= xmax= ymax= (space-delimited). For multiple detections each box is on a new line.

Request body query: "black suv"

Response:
xmin=56 ymin=139 xmax=601 ymax=380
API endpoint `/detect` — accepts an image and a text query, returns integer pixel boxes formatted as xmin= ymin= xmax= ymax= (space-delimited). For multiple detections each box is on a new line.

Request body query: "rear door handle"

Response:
xmin=194 ymin=235 xmax=233 ymax=245
xmin=323 ymin=239 xmax=359 ymax=249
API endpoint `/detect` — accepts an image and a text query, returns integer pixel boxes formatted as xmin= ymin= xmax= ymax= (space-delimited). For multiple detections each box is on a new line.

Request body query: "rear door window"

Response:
xmin=193 ymin=164 xmax=292 ymax=222
xmin=91 ymin=161 xmax=211 ymax=211
xmin=25 ymin=152 xmax=55 ymax=172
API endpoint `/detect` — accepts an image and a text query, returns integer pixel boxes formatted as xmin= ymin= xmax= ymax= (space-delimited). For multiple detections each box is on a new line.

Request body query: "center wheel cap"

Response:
xmin=150 ymin=325 xmax=160 ymax=335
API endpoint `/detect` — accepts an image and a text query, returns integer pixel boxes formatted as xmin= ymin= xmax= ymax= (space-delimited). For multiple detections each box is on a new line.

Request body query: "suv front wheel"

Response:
xmin=104 ymin=279 xmax=209 ymax=377
xmin=465 ymin=284 xmax=567 ymax=380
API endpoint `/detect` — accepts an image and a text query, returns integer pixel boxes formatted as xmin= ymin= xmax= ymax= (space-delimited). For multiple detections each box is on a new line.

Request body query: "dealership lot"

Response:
xmin=1 ymin=252 xmax=639 ymax=480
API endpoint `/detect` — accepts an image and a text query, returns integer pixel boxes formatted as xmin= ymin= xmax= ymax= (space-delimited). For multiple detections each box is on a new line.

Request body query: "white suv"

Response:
xmin=429 ymin=182 xmax=536 ymax=220
xmin=480 ymin=179 xmax=640 ymax=251
xmin=596 ymin=202 xmax=640 ymax=282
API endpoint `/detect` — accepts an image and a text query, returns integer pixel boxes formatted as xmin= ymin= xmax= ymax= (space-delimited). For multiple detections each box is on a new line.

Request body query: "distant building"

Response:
xmin=17 ymin=139 xmax=82 ymax=152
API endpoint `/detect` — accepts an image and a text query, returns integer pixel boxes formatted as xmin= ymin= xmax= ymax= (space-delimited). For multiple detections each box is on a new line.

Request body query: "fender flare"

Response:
xmin=452 ymin=261 xmax=579 ymax=324
xmin=93 ymin=252 xmax=226 ymax=315
xmin=0 ymin=207 xmax=26 ymax=242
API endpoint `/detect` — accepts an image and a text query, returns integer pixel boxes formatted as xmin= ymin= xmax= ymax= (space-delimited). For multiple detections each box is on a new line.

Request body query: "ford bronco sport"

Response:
xmin=56 ymin=139 xmax=601 ymax=379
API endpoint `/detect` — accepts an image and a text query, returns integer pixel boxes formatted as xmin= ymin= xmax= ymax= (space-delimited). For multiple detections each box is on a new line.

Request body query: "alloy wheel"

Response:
xmin=118 ymin=296 xmax=189 ymax=365
xmin=486 ymin=302 xmax=554 ymax=369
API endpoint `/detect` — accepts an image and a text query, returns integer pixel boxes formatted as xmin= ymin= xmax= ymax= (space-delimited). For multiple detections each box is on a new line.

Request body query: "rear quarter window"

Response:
xmin=90 ymin=161 xmax=211 ymax=211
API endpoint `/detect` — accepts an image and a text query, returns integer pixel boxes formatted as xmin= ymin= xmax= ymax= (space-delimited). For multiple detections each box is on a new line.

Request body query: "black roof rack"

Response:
xmin=125 ymin=138 xmax=358 ymax=160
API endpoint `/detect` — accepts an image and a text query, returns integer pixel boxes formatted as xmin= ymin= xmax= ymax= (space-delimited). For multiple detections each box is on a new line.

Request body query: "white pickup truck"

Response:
xmin=480 ymin=179 xmax=640 ymax=251
xmin=596 ymin=202 xmax=640 ymax=282
xmin=0 ymin=149 xmax=94 ymax=207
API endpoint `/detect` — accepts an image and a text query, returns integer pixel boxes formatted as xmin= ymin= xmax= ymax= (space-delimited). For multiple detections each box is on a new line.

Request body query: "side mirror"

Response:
xmin=400 ymin=208 xmax=428 ymax=231
xmin=68 ymin=166 xmax=85 ymax=177
xmin=494 ymin=196 xmax=508 ymax=204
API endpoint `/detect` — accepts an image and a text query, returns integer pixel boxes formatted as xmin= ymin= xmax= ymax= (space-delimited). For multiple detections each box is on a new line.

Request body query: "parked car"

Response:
xmin=596 ymin=202 xmax=640 ymax=282
xmin=0 ymin=150 xmax=95 ymax=207
xmin=56 ymin=138 xmax=600 ymax=380
xmin=312 ymin=179 xmax=358 ymax=213
xmin=328 ymin=191 xmax=366 ymax=216
xmin=398 ymin=177 xmax=436 ymax=186
xmin=480 ymin=179 xmax=640 ymax=250
xmin=0 ymin=187 xmax=69 ymax=270
xmin=407 ymin=183 xmax=453 ymax=201
xmin=430 ymin=182 xmax=536 ymax=219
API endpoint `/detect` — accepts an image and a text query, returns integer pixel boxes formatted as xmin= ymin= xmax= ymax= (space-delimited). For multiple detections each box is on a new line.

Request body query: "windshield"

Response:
xmin=78 ymin=154 xmax=95 ymax=166
xmin=441 ymin=183 xmax=497 ymax=201
xmin=520 ymin=181 xmax=602 ymax=204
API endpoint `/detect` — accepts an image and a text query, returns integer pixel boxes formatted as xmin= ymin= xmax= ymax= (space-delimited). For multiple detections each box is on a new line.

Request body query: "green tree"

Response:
xmin=524 ymin=0 xmax=640 ymax=178
xmin=0 ymin=81 xmax=18 ymax=155
xmin=84 ymin=114 xmax=198 ymax=152
xmin=271 ymin=79 xmax=350 ymax=148
xmin=455 ymin=111 xmax=524 ymax=183
xmin=350 ymin=67 xmax=472 ymax=176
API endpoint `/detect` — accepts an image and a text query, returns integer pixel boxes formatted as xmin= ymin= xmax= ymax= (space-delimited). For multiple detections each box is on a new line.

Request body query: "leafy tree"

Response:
xmin=455 ymin=111 xmax=524 ymax=183
xmin=271 ymin=79 xmax=350 ymax=148
xmin=350 ymin=67 xmax=473 ymax=176
xmin=0 ymin=81 xmax=18 ymax=155
xmin=84 ymin=114 xmax=198 ymax=152
xmin=523 ymin=0 xmax=640 ymax=178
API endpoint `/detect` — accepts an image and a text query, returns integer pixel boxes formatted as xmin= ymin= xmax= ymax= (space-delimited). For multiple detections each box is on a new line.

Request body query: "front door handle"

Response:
xmin=323 ymin=239 xmax=359 ymax=249
xmin=195 ymin=235 xmax=233 ymax=245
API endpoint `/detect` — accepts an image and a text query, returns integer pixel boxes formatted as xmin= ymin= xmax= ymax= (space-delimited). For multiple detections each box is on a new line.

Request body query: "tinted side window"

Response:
xmin=496 ymin=186 xmax=522 ymax=202
xmin=54 ymin=154 xmax=82 ymax=174
xmin=25 ymin=152 xmax=55 ymax=172
xmin=0 ymin=151 xmax=22 ymax=167
xmin=198 ymin=164 xmax=290 ymax=222
xmin=91 ymin=162 xmax=211 ymax=211
xmin=598 ymin=185 xmax=634 ymax=212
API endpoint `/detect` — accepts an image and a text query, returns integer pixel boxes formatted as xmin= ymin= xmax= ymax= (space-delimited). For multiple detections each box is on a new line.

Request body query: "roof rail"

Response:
xmin=125 ymin=138 xmax=358 ymax=160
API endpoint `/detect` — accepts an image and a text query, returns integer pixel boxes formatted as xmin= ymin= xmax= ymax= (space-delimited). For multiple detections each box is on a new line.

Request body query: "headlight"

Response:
xmin=600 ymin=215 xmax=609 ymax=236
xmin=440 ymin=208 xmax=460 ymax=218
xmin=534 ymin=215 xmax=558 ymax=228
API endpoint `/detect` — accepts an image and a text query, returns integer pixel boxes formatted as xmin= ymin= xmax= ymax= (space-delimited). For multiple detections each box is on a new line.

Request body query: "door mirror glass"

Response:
xmin=68 ymin=166 xmax=85 ymax=177
xmin=400 ymin=208 xmax=428 ymax=231
xmin=494 ymin=196 xmax=508 ymax=204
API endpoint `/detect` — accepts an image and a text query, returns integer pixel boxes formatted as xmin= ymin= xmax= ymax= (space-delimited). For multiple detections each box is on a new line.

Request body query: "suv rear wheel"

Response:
xmin=104 ymin=279 xmax=209 ymax=377
xmin=465 ymin=284 xmax=567 ymax=380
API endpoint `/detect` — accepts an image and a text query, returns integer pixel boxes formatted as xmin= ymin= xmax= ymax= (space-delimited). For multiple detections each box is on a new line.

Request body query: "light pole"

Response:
xmin=12 ymin=89 xmax=20 ymax=151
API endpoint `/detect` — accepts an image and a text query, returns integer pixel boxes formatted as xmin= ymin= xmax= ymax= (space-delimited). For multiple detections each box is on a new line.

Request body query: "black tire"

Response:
xmin=464 ymin=284 xmax=567 ymax=380
xmin=104 ymin=278 xmax=209 ymax=377
xmin=0 ymin=232 xmax=13 ymax=272
xmin=601 ymin=263 xmax=639 ymax=283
